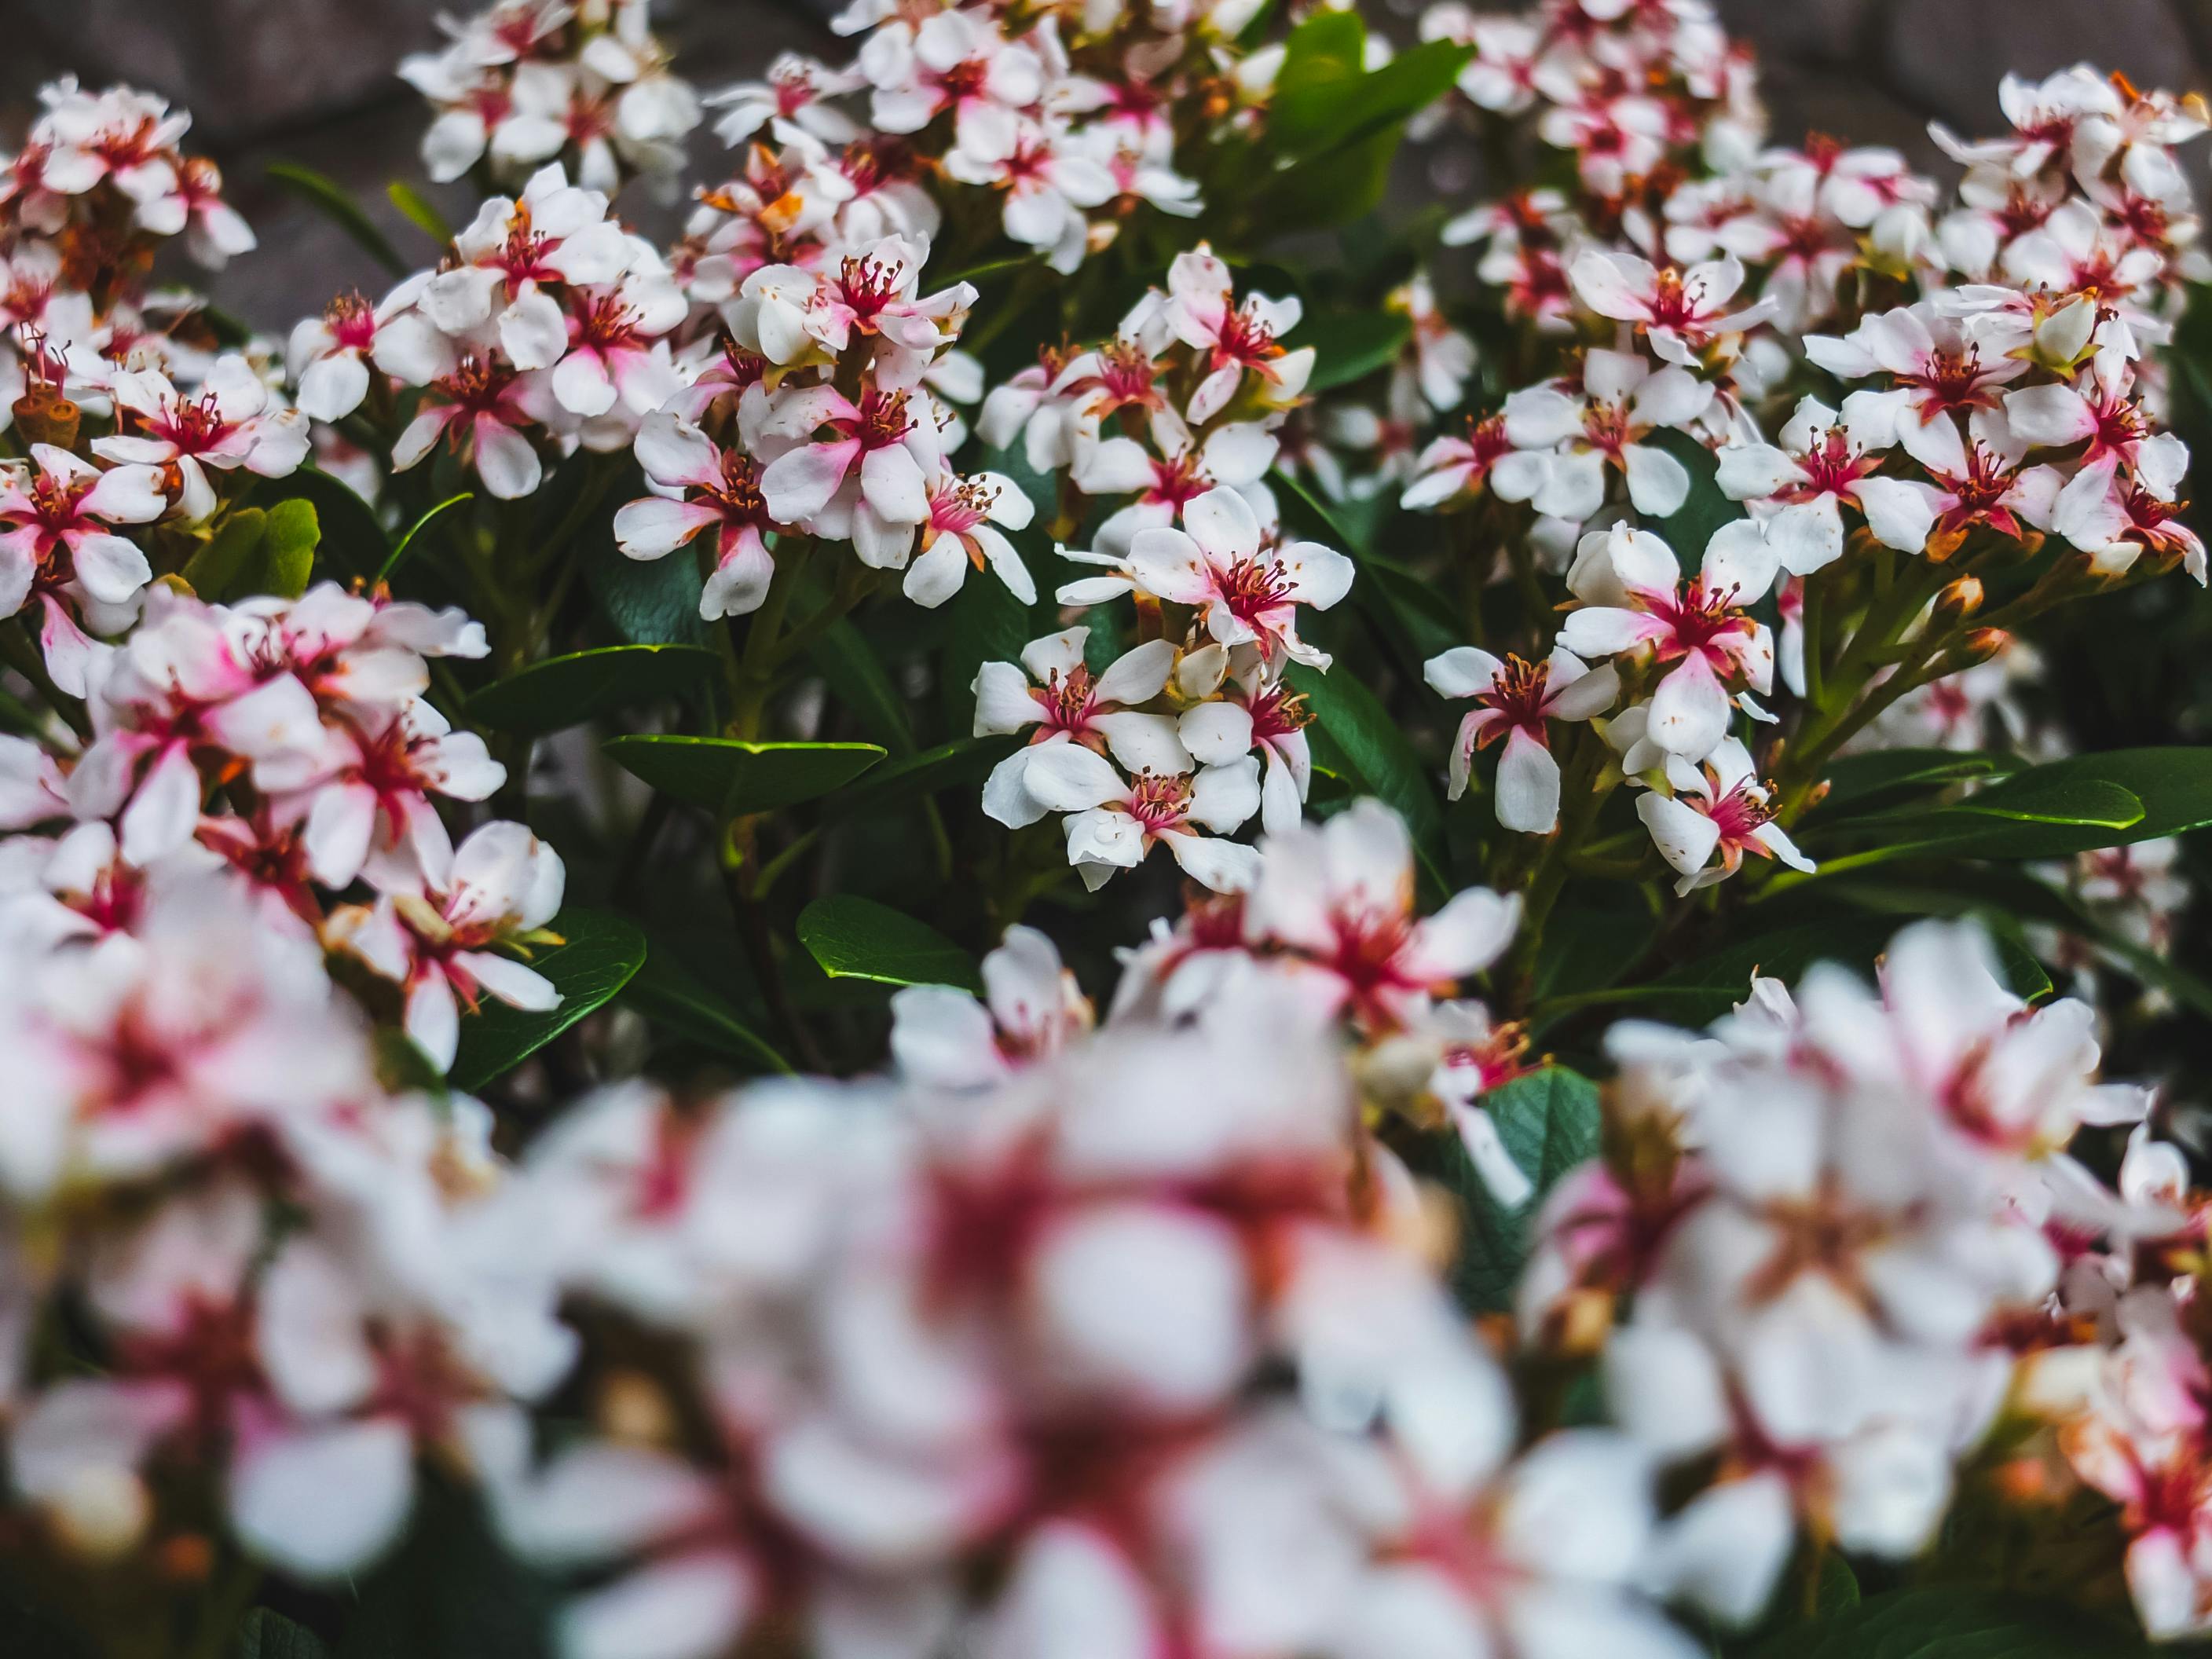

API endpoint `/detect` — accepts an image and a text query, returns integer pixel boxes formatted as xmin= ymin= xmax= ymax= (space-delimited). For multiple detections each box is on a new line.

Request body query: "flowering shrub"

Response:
xmin=2 ymin=2 xmax=2212 ymax=1654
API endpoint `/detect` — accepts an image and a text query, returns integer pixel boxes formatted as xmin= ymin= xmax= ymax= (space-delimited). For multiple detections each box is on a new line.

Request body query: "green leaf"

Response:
xmin=1302 ymin=309 xmax=1412 ymax=393
xmin=1813 ymin=748 xmax=2021 ymax=815
xmin=181 ymin=508 xmax=267 ymax=601
xmin=265 ymin=163 xmax=407 ymax=276
xmin=386 ymin=179 xmax=454 ymax=249
xmin=584 ymin=533 xmax=708 ymax=646
xmin=469 ymin=644 xmax=718 ymax=737
xmin=1446 ymin=1068 xmax=1601 ymax=1313
xmin=1749 ymin=1588 xmax=2145 ymax=1658
xmin=1847 ymin=749 xmax=2212 ymax=862
xmin=379 ymin=492 xmax=474 ymax=583
xmin=255 ymin=467 xmax=390 ymax=577
xmin=1812 ymin=1551 xmax=1860 ymax=1619
xmin=1646 ymin=429 xmax=1740 ymax=566
xmin=181 ymin=501 xmax=319 ymax=601
xmin=235 ymin=1609 xmax=333 ymax=1659
xmin=449 ymin=909 xmax=647 ymax=1093
xmin=797 ymin=895 xmax=983 ymax=993
xmin=1276 ymin=38 xmax=1473 ymax=158
xmin=255 ymin=498 xmax=320 ymax=599
xmin=810 ymin=617 xmax=917 ymax=754
xmin=819 ymin=735 xmax=1015 ymax=821
xmin=603 ymin=735 xmax=885 ymax=819
xmin=1284 ymin=662 xmax=1451 ymax=900
xmin=621 ymin=950 xmax=789 ymax=1072
xmin=1254 ymin=123 xmax=1402 ymax=231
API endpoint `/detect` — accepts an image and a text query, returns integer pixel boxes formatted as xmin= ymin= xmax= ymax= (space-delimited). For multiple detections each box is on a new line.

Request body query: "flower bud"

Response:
xmin=1959 ymin=628 xmax=2010 ymax=665
xmin=1936 ymin=576 xmax=1984 ymax=618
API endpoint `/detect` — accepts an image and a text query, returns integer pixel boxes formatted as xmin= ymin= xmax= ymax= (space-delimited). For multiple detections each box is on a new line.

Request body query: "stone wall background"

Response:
xmin=2 ymin=0 xmax=2209 ymax=331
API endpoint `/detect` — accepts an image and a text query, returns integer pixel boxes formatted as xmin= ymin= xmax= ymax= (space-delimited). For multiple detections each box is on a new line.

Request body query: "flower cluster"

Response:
xmin=400 ymin=0 xmax=701 ymax=196
xmin=1527 ymin=921 xmax=2151 ymax=1625
xmin=496 ymin=956 xmax=1693 ymax=1659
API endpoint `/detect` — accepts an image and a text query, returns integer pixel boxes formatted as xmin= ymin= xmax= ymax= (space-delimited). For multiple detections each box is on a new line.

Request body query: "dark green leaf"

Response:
xmin=1447 ymin=1068 xmax=1601 ymax=1313
xmin=469 ymin=644 xmax=718 ymax=736
xmin=584 ymin=533 xmax=709 ymax=646
xmin=1845 ymin=749 xmax=2212 ymax=862
xmin=449 ymin=909 xmax=646 ymax=1093
xmin=603 ymin=735 xmax=885 ymax=819
xmin=1813 ymin=1551 xmax=1860 ymax=1619
xmin=1813 ymin=748 xmax=2021 ymax=815
xmin=1302 ymin=309 xmax=1413 ymax=394
xmin=810 ymin=617 xmax=917 ymax=754
xmin=236 ymin=1610 xmax=333 ymax=1659
xmin=266 ymin=163 xmax=408 ymax=276
xmin=797 ymin=895 xmax=982 ymax=993
xmin=255 ymin=467 xmax=390 ymax=577
xmin=1254 ymin=124 xmax=1402 ymax=231
xmin=819 ymin=735 xmax=1015 ymax=820
xmin=1646 ymin=429 xmax=1739 ymax=567
xmin=1284 ymin=662 xmax=1451 ymax=900
xmin=1749 ymin=1588 xmax=2146 ymax=1658
xmin=379 ymin=492 xmax=474 ymax=583
xmin=621 ymin=950 xmax=789 ymax=1072
xmin=386 ymin=179 xmax=454 ymax=249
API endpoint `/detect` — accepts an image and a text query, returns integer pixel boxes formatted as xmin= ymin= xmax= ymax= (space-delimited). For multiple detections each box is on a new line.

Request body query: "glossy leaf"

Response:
xmin=1447 ymin=1068 xmax=1602 ymax=1313
xmin=256 ymin=467 xmax=390 ymax=577
xmin=1284 ymin=663 xmax=1451 ymax=899
xmin=584 ymin=529 xmax=709 ymax=646
xmin=1276 ymin=38 xmax=1472 ymax=157
xmin=378 ymin=492 xmax=474 ymax=583
xmin=603 ymin=735 xmax=885 ymax=819
xmin=621 ymin=950 xmax=789 ymax=1072
xmin=266 ymin=163 xmax=407 ymax=276
xmin=470 ymin=644 xmax=717 ymax=736
xmin=797 ymin=895 xmax=983 ymax=994
xmin=1847 ymin=749 xmax=2212 ymax=862
xmin=1812 ymin=748 xmax=2020 ymax=815
xmin=449 ymin=909 xmax=647 ymax=1093
xmin=180 ymin=508 xmax=267 ymax=602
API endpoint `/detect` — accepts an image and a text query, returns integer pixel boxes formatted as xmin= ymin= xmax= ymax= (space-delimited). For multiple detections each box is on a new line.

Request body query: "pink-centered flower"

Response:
xmin=616 ymin=412 xmax=784 ymax=621
xmin=1502 ymin=348 xmax=1716 ymax=522
xmin=93 ymin=359 xmax=310 ymax=523
xmin=1424 ymin=646 xmax=1619 ymax=833
xmin=0 ymin=445 xmax=163 ymax=679
xmin=1073 ymin=487 xmax=1353 ymax=672
xmin=974 ymin=628 xmax=1188 ymax=828
xmin=1715 ymin=394 xmax=1936 ymax=573
xmin=1636 ymin=737 xmax=1813 ymax=895
xmin=1560 ymin=523 xmax=1777 ymax=760
xmin=903 ymin=468 xmax=1036 ymax=608
xmin=1401 ymin=413 xmax=1549 ymax=511
xmin=756 ymin=380 xmax=941 ymax=554
xmin=326 ymin=820 xmax=566 ymax=1073
xmin=1241 ymin=799 xmax=1520 ymax=1035
xmin=1157 ymin=246 xmax=1313 ymax=424
xmin=1569 ymin=250 xmax=1771 ymax=365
